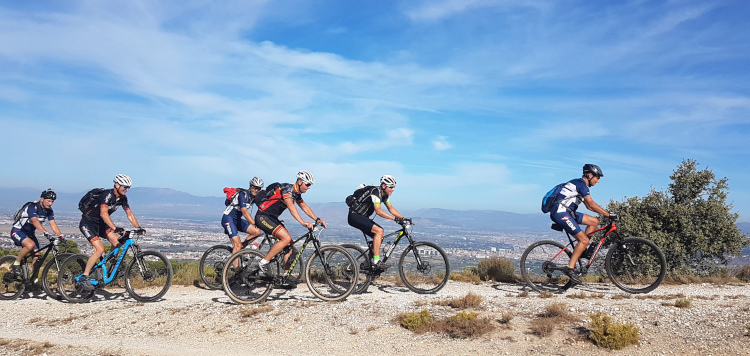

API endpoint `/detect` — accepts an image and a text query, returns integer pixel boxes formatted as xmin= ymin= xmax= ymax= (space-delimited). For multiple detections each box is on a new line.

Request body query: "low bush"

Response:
xmin=588 ymin=312 xmax=640 ymax=350
xmin=240 ymin=304 xmax=274 ymax=319
xmin=529 ymin=317 xmax=557 ymax=337
xmin=734 ymin=264 xmax=750 ymax=282
xmin=674 ymin=298 xmax=692 ymax=308
xmin=540 ymin=302 xmax=571 ymax=319
xmin=397 ymin=309 xmax=433 ymax=333
xmin=449 ymin=269 xmax=482 ymax=283
xmin=434 ymin=292 xmax=483 ymax=309
xmin=476 ymin=257 xmax=516 ymax=283
xmin=441 ymin=311 xmax=495 ymax=338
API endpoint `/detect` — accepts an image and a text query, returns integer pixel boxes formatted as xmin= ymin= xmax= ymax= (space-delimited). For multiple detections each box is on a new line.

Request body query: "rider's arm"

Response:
xmin=29 ymin=216 xmax=49 ymax=235
xmin=49 ymin=219 xmax=63 ymax=236
xmin=385 ymin=203 xmax=404 ymax=220
xmin=101 ymin=204 xmax=118 ymax=230
xmin=296 ymin=200 xmax=326 ymax=228
xmin=582 ymin=195 xmax=610 ymax=216
xmin=124 ymin=207 xmax=141 ymax=229
xmin=284 ymin=196 xmax=311 ymax=229
xmin=240 ymin=207 xmax=255 ymax=226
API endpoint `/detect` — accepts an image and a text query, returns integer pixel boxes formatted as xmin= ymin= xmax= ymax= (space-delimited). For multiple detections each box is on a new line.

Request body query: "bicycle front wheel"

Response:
xmin=125 ymin=251 xmax=173 ymax=302
xmin=398 ymin=241 xmax=450 ymax=294
xmin=341 ymin=244 xmax=372 ymax=294
xmin=0 ymin=255 xmax=24 ymax=300
xmin=305 ymin=245 xmax=358 ymax=302
xmin=222 ymin=250 xmax=276 ymax=304
xmin=606 ymin=237 xmax=666 ymax=294
xmin=41 ymin=253 xmax=71 ymax=300
xmin=57 ymin=254 xmax=96 ymax=303
xmin=520 ymin=240 xmax=573 ymax=293
xmin=199 ymin=245 xmax=233 ymax=290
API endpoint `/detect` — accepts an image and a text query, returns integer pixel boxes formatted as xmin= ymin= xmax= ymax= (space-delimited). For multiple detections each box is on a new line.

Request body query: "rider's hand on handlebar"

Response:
xmin=135 ymin=228 xmax=147 ymax=235
xmin=114 ymin=227 xmax=125 ymax=235
xmin=394 ymin=217 xmax=405 ymax=225
xmin=44 ymin=232 xmax=51 ymax=239
xmin=608 ymin=212 xmax=619 ymax=221
xmin=301 ymin=221 xmax=314 ymax=230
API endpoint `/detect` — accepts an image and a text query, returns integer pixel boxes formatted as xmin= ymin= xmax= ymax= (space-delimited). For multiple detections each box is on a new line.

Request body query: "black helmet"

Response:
xmin=583 ymin=164 xmax=604 ymax=178
xmin=40 ymin=188 xmax=57 ymax=200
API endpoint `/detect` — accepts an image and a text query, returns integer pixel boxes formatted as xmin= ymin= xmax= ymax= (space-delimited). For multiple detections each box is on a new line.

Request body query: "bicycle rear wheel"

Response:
xmin=57 ymin=254 xmax=96 ymax=303
xmin=41 ymin=253 xmax=71 ymax=300
xmin=341 ymin=244 xmax=372 ymax=294
xmin=606 ymin=237 xmax=666 ymax=294
xmin=222 ymin=250 xmax=276 ymax=304
xmin=520 ymin=240 xmax=573 ymax=293
xmin=0 ymin=256 xmax=24 ymax=300
xmin=125 ymin=251 xmax=173 ymax=302
xmin=305 ymin=245 xmax=358 ymax=301
xmin=398 ymin=241 xmax=450 ymax=294
xmin=199 ymin=245 xmax=233 ymax=290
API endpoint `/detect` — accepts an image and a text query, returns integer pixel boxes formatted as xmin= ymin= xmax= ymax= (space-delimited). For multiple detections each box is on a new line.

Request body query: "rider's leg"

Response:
xmin=16 ymin=237 xmax=37 ymax=265
xmin=263 ymin=227 xmax=291 ymax=262
xmin=567 ymin=214 xmax=596 ymax=269
xmin=243 ymin=224 xmax=263 ymax=248
xmin=371 ymin=224 xmax=385 ymax=263
xmin=84 ymin=238 xmax=106 ymax=276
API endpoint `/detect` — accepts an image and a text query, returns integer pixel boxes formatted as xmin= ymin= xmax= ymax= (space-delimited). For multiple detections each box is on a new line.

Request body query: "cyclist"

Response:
xmin=77 ymin=174 xmax=145 ymax=290
xmin=549 ymin=164 xmax=616 ymax=284
xmin=347 ymin=175 xmax=406 ymax=270
xmin=9 ymin=189 xmax=64 ymax=280
xmin=222 ymin=177 xmax=264 ymax=255
xmin=254 ymin=170 xmax=326 ymax=284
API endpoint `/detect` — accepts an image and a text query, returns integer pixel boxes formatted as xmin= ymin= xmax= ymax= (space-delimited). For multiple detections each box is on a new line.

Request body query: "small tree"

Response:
xmin=608 ymin=159 xmax=749 ymax=274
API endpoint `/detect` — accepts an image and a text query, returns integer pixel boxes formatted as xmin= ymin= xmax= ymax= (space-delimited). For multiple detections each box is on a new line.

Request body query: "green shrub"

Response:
xmin=588 ymin=312 xmax=640 ymax=350
xmin=398 ymin=309 xmax=433 ymax=332
xmin=734 ymin=264 xmax=750 ymax=282
xmin=449 ymin=269 xmax=482 ymax=283
xmin=476 ymin=257 xmax=515 ymax=283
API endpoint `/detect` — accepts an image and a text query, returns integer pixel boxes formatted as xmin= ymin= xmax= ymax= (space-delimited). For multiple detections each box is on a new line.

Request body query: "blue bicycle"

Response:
xmin=57 ymin=230 xmax=173 ymax=303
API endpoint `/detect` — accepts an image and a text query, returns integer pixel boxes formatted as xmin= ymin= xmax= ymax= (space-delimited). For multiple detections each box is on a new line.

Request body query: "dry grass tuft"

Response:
xmin=734 ymin=264 xmax=750 ymax=282
xmin=433 ymin=292 xmax=484 ymax=309
xmin=397 ymin=309 xmax=433 ymax=333
xmin=449 ymin=269 xmax=483 ymax=284
xmin=529 ymin=317 xmax=558 ymax=337
xmin=539 ymin=290 xmax=555 ymax=298
xmin=517 ymin=291 xmax=529 ymax=298
xmin=476 ymin=257 xmax=516 ymax=282
xmin=438 ymin=311 xmax=495 ymax=339
xmin=239 ymin=303 xmax=274 ymax=319
xmin=588 ymin=312 xmax=640 ymax=350
xmin=611 ymin=294 xmax=632 ymax=300
xmin=499 ymin=311 xmax=514 ymax=325
xmin=539 ymin=302 xmax=572 ymax=319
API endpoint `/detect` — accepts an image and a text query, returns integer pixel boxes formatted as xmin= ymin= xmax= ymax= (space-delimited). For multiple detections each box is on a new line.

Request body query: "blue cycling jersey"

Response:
xmin=552 ymin=178 xmax=590 ymax=214
xmin=13 ymin=201 xmax=55 ymax=234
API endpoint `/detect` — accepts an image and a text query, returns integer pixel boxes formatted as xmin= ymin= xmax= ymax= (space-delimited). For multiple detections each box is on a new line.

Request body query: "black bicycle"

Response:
xmin=341 ymin=218 xmax=450 ymax=294
xmin=57 ymin=230 xmax=173 ymax=303
xmin=0 ymin=235 xmax=70 ymax=300
xmin=520 ymin=217 xmax=666 ymax=294
xmin=221 ymin=222 xmax=357 ymax=303
xmin=199 ymin=233 xmax=304 ymax=290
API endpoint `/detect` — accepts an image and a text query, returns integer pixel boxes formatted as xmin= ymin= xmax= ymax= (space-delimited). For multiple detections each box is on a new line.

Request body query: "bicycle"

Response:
xmin=520 ymin=217 xmax=666 ymax=294
xmin=341 ymin=218 xmax=450 ymax=294
xmin=57 ymin=230 xmax=173 ymax=303
xmin=199 ymin=232 xmax=304 ymax=290
xmin=0 ymin=235 xmax=70 ymax=300
xmin=221 ymin=222 xmax=357 ymax=304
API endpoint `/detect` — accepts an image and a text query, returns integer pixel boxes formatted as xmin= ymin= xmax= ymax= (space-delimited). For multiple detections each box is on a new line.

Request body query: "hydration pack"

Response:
xmin=223 ymin=187 xmax=247 ymax=206
xmin=253 ymin=182 xmax=282 ymax=208
xmin=13 ymin=201 xmax=36 ymax=223
xmin=79 ymin=188 xmax=107 ymax=213
xmin=541 ymin=183 xmax=566 ymax=213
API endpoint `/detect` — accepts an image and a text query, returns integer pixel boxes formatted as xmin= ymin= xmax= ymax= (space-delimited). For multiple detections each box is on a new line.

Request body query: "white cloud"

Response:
xmin=432 ymin=136 xmax=453 ymax=151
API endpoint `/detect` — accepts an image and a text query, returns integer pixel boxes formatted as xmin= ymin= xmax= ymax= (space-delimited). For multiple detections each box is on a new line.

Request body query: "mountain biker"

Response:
xmin=222 ymin=177 xmax=264 ymax=255
xmin=347 ymin=175 xmax=406 ymax=271
xmin=9 ymin=189 xmax=64 ymax=279
xmin=549 ymin=164 xmax=616 ymax=284
xmin=254 ymin=170 xmax=326 ymax=284
xmin=77 ymin=174 xmax=145 ymax=291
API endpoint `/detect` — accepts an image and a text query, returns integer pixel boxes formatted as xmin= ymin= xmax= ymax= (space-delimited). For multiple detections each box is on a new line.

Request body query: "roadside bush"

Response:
xmin=588 ymin=312 xmax=640 ymax=350
xmin=449 ymin=268 xmax=482 ymax=283
xmin=397 ymin=309 xmax=433 ymax=333
xmin=441 ymin=311 xmax=495 ymax=339
xmin=476 ymin=257 xmax=515 ymax=283
xmin=171 ymin=261 xmax=200 ymax=286
xmin=734 ymin=264 xmax=750 ymax=282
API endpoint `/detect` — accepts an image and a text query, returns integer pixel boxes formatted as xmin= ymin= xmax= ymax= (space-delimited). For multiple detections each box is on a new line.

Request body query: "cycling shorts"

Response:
xmin=347 ymin=212 xmax=382 ymax=238
xmin=255 ymin=213 xmax=285 ymax=237
xmin=10 ymin=228 xmax=40 ymax=249
xmin=79 ymin=217 xmax=114 ymax=243
xmin=550 ymin=211 xmax=585 ymax=235
xmin=221 ymin=215 xmax=252 ymax=238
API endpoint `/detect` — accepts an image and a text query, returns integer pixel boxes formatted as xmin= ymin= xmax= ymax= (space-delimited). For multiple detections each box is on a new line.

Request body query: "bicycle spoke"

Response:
xmin=125 ymin=251 xmax=173 ymax=302
xmin=398 ymin=241 xmax=449 ymax=294
xmin=305 ymin=246 xmax=357 ymax=301
xmin=0 ymin=256 xmax=25 ymax=300
xmin=223 ymin=250 xmax=274 ymax=304
xmin=606 ymin=237 xmax=666 ymax=294
xmin=520 ymin=240 xmax=574 ymax=293
xmin=199 ymin=245 xmax=233 ymax=290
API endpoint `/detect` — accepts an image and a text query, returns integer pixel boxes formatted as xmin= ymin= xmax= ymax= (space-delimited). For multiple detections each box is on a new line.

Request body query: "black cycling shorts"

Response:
xmin=255 ymin=213 xmax=285 ymax=237
xmin=348 ymin=212 xmax=382 ymax=238
xmin=79 ymin=217 xmax=114 ymax=243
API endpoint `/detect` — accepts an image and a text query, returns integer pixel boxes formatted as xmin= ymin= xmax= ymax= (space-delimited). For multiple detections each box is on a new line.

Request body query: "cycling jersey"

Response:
xmin=256 ymin=183 xmax=303 ymax=219
xmin=82 ymin=189 xmax=130 ymax=222
xmin=12 ymin=201 xmax=55 ymax=234
xmin=222 ymin=189 xmax=254 ymax=219
xmin=350 ymin=186 xmax=390 ymax=217
xmin=552 ymin=178 xmax=589 ymax=214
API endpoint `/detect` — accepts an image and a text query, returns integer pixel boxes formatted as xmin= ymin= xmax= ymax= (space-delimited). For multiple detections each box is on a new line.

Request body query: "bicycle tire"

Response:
xmin=124 ymin=251 xmax=173 ymax=302
xmin=57 ymin=254 xmax=96 ymax=303
xmin=222 ymin=250 xmax=276 ymax=304
xmin=520 ymin=240 xmax=573 ymax=293
xmin=199 ymin=245 xmax=233 ymax=290
xmin=341 ymin=244 xmax=372 ymax=294
xmin=0 ymin=255 xmax=24 ymax=300
xmin=398 ymin=241 xmax=450 ymax=294
xmin=305 ymin=245 xmax=358 ymax=302
xmin=41 ymin=253 xmax=71 ymax=300
xmin=605 ymin=237 xmax=666 ymax=294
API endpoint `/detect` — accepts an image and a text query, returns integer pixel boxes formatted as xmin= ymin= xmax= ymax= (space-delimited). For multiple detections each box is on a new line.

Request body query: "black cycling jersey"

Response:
xmin=82 ymin=189 xmax=130 ymax=222
xmin=350 ymin=186 xmax=389 ymax=217
xmin=256 ymin=183 xmax=303 ymax=219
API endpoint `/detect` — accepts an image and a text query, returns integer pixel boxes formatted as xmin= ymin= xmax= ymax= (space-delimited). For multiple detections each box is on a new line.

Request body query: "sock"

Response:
xmin=13 ymin=261 xmax=20 ymax=266
xmin=373 ymin=255 xmax=380 ymax=264
xmin=259 ymin=259 xmax=269 ymax=266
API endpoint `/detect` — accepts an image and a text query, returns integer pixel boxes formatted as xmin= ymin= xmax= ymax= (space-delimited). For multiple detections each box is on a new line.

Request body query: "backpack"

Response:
xmin=345 ymin=184 xmax=376 ymax=212
xmin=541 ymin=183 xmax=566 ymax=213
xmin=223 ymin=187 xmax=247 ymax=206
xmin=13 ymin=201 xmax=36 ymax=223
xmin=253 ymin=182 xmax=282 ymax=207
xmin=79 ymin=188 xmax=107 ymax=213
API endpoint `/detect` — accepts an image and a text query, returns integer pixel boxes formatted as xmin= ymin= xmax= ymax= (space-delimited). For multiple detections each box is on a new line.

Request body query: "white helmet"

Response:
xmin=113 ymin=174 xmax=133 ymax=187
xmin=249 ymin=177 xmax=264 ymax=189
xmin=296 ymin=170 xmax=315 ymax=185
xmin=380 ymin=174 xmax=397 ymax=188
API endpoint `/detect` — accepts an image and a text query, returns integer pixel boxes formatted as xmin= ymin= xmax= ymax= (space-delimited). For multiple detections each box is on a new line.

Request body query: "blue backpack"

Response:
xmin=541 ymin=183 xmax=565 ymax=213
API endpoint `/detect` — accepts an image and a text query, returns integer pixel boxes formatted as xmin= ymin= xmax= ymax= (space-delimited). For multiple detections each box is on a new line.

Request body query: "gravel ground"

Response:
xmin=1 ymin=280 xmax=749 ymax=355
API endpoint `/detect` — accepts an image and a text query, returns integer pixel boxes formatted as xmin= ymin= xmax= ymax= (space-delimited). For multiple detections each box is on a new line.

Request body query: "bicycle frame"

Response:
xmin=359 ymin=220 xmax=415 ymax=269
xmin=18 ymin=237 xmax=63 ymax=282
xmin=93 ymin=237 xmax=136 ymax=285
xmin=553 ymin=220 xmax=619 ymax=272
xmin=274 ymin=224 xmax=325 ymax=283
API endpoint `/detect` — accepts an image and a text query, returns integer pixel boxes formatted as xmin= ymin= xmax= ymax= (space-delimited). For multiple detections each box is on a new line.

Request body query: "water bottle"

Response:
xmin=251 ymin=242 xmax=259 ymax=250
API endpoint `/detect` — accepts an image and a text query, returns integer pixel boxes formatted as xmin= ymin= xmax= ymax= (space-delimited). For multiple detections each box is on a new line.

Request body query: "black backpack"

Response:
xmin=253 ymin=182 xmax=282 ymax=207
xmin=541 ymin=183 xmax=566 ymax=213
xmin=79 ymin=188 xmax=107 ymax=213
xmin=13 ymin=201 xmax=36 ymax=223
xmin=346 ymin=184 xmax=376 ymax=211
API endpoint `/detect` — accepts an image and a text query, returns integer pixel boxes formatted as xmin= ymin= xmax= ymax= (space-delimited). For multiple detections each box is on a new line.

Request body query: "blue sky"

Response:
xmin=1 ymin=0 xmax=749 ymax=221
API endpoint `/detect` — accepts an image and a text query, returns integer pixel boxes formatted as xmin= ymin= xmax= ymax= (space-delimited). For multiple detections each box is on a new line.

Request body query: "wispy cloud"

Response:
xmin=432 ymin=136 xmax=453 ymax=151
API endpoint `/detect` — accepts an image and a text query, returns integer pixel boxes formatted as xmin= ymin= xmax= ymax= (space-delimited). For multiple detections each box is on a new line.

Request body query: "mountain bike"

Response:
xmin=0 ymin=235 xmax=71 ymax=300
xmin=221 ymin=222 xmax=357 ymax=304
xmin=341 ymin=218 xmax=450 ymax=294
xmin=199 ymin=232 xmax=304 ymax=290
xmin=520 ymin=217 xmax=666 ymax=294
xmin=57 ymin=230 xmax=173 ymax=303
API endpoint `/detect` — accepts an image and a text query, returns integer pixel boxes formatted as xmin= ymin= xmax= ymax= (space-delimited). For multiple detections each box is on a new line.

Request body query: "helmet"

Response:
xmin=113 ymin=174 xmax=133 ymax=187
xmin=249 ymin=177 xmax=264 ymax=189
xmin=296 ymin=170 xmax=315 ymax=185
xmin=582 ymin=164 xmax=604 ymax=178
xmin=40 ymin=188 xmax=57 ymax=200
xmin=380 ymin=175 xmax=397 ymax=188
